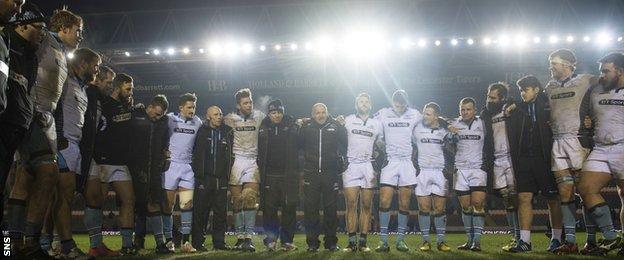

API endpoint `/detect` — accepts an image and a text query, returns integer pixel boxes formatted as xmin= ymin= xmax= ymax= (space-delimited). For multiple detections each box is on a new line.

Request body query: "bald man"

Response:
xmin=299 ymin=103 xmax=347 ymax=252
xmin=191 ymin=106 xmax=234 ymax=251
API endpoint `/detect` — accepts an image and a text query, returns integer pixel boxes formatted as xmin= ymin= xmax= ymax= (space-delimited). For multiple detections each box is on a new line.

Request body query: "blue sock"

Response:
xmin=588 ymin=203 xmax=617 ymax=240
xmin=472 ymin=210 xmax=485 ymax=244
xmin=582 ymin=206 xmax=597 ymax=243
xmin=180 ymin=209 xmax=193 ymax=235
xmin=461 ymin=208 xmax=473 ymax=242
xmin=379 ymin=209 xmax=390 ymax=244
xmin=147 ymin=214 xmax=165 ymax=246
xmin=84 ymin=206 xmax=103 ymax=249
xmin=235 ymin=211 xmax=244 ymax=237
xmin=418 ymin=212 xmax=431 ymax=242
xmin=434 ymin=214 xmax=446 ymax=243
xmin=397 ymin=211 xmax=409 ymax=243
xmin=348 ymin=233 xmax=357 ymax=243
xmin=243 ymin=210 xmax=257 ymax=236
xmin=40 ymin=233 xmax=53 ymax=251
xmin=561 ymin=202 xmax=577 ymax=244
xmin=506 ymin=210 xmax=520 ymax=241
xmin=162 ymin=214 xmax=173 ymax=241
xmin=121 ymin=228 xmax=134 ymax=248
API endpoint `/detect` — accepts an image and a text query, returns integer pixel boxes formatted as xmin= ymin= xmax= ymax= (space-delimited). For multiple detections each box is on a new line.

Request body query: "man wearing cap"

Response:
xmin=1 ymin=3 xmax=46 ymax=257
xmin=545 ymin=49 xmax=597 ymax=254
xmin=258 ymin=99 xmax=301 ymax=251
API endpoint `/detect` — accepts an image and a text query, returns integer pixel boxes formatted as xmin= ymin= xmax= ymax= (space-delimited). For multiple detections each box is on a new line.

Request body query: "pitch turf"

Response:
xmin=75 ymin=232 xmax=622 ymax=259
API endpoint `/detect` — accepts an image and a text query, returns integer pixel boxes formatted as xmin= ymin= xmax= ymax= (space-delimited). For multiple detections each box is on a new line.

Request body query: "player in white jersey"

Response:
xmin=448 ymin=97 xmax=489 ymax=251
xmin=340 ymin=93 xmax=382 ymax=252
xmin=223 ymin=88 xmax=265 ymax=252
xmin=374 ymin=90 xmax=422 ymax=252
xmin=413 ymin=102 xmax=452 ymax=252
xmin=578 ymin=53 xmax=624 ymax=256
xmin=162 ymin=93 xmax=202 ymax=253
xmin=546 ymin=49 xmax=597 ymax=254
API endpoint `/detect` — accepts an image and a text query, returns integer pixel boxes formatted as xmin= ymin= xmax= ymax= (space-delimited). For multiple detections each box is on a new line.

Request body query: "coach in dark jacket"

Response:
xmin=190 ymin=105 xmax=233 ymax=251
xmin=299 ymin=103 xmax=347 ymax=251
xmin=257 ymin=99 xmax=300 ymax=250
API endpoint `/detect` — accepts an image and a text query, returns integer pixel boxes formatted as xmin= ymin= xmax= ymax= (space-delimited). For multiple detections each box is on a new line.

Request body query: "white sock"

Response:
xmin=552 ymin=228 xmax=562 ymax=241
xmin=520 ymin=230 xmax=531 ymax=243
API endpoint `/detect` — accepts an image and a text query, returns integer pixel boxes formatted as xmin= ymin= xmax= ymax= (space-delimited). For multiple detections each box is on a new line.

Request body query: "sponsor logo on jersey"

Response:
xmin=458 ymin=134 xmax=481 ymax=140
xmin=112 ymin=112 xmax=132 ymax=122
xmin=352 ymin=129 xmax=373 ymax=137
xmin=598 ymin=99 xmax=624 ymax=106
xmin=551 ymin=92 xmax=575 ymax=99
xmin=420 ymin=138 xmax=443 ymax=144
xmin=492 ymin=116 xmax=506 ymax=123
xmin=235 ymin=126 xmax=257 ymax=131
xmin=174 ymin=128 xmax=196 ymax=134
xmin=388 ymin=122 xmax=410 ymax=127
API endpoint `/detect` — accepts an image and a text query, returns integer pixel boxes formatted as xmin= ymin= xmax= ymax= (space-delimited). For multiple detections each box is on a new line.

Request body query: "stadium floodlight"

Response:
xmin=225 ymin=42 xmax=239 ymax=56
xmin=596 ymin=32 xmax=612 ymax=45
xmin=242 ymin=43 xmax=253 ymax=54
xmin=305 ymin=42 xmax=313 ymax=50
xmin=399 ymin=37 xmax=412 ymax=49
xmin=259 ymin=45 xmax=267 ymax=52
xmin=467 ymin=38 xmax=474 ymax=45
xmin=434 ymin=40 xmax=441 ymax=46
xmin=618 ymin=36 xmax=623 ymax=42
xmin=124 ymin=51 xmax=130 ymax=57
xmin=198 ymin=48 xmax=205 ymax=54
xmin=548 ymin=35 xmax=559 ymax=44
xmin=182 ymin=48 xmax=190 ymax=54
xmin=533 ymin=36 xmax=541 ymax=44
xmin=144 ymin=51 xmax=150 ymax=55
xmin=417 ymin=38 xmax=427 ymax=47
xmin=153 ymin=49 xmax=161 ymax=55
xmin=450 ymin=38 xmax=458 ymax=46
xmin=274 ymin=44 xmax=281 ymax=51
xmin=209 ymin=43 xmax=222 ymax=56
xmin=290 ymin=43 xmax=298 ymax=50
xmin=566 ymin=35 xmax=574 ymax=43
xmin=67 ymin=52 xmax=74 ymax=59
xmin=583 ymin=36 xmax=591 ymax=42
xmin=315 ymin=36 xmax=335 ymax=55
xmin=483 ymin=37 xmax=492 ymax=45
xmin=167 ymin=48 xmax=175 ymax=55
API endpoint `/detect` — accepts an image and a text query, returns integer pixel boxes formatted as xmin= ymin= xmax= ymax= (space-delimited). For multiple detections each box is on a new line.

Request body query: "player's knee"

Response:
xmin=179 ymin=190 xmax=193 ymax=209
xmin=241 ymin=187 xmax=258 ymax=209
xmin=361 ymin=201 xmax=372 ymax=213
xmin=499 ymin=188 xmax=518 ymax=210
xmin=472 ymin=206 xmax=485 ymax=215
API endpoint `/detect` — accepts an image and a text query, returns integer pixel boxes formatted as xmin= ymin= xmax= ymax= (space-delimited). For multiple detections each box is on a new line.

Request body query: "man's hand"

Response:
xmin=448 ymin=126 xmax=460 ymax=134
xmin=335 ymin=115 xmax=346 ymax=125
xmin=583 ymin=115 xmax=592 ymax=129
xmin=296 ymin=118 xmax=310 ymax=127
xmin=504 ymin=103 xmax=517 ymax=117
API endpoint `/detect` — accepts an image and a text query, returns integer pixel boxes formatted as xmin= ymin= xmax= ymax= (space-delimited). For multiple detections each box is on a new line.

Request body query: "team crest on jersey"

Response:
xmin=420 ymin=138 xmax=443 ymax=144
xmin=235 ymin=126 xmax=257 ymax=131
xmin=551 ymin=92 xmax=575 ymax=99
xmin=352 ymin=129 xmax=373 ymax=137
xmin=388 ymin=122 xmax=409 ymax=127
xmin=458 ymin=135 xmax=481 ymax=140
xmin=174 ymin=128 xmax=196 ymax=134
xmin=598 ymin=99 xmax=624 ymax=106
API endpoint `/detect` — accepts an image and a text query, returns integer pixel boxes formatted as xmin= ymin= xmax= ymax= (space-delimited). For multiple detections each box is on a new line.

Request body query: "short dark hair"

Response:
xmin=50 ymin=9 xmax=82 ymax=33
xmin=69 ymin=48 xmax=100 ymax=67
xmin=549 ymin=49 xmax=577 ymax=67
xmin=179 ymin=93 xmax=197 ymax=107
xmin=150 ymin=94 xmax=169 ymax=112
xmin=424 ymin=102 xmax=441 ymax=115
xmin=460 ymin=97 xmax=476 ymax=107
xmin=517 ymin=75 xmax=542 ymax=90
xmin=235 ymin=88 xmax=252 ymax=104
xmin=95 ymin=66 xmax=115 ymax=82
xmin=112 ymin=73 xmax=133 ymax=89
xmin=392 ymin=89 xmax=408 ymax=105
xmin=488 ymin=82 xmax=509 ymax=99
xmin=598 ymin=52 xmax=624 ymax=70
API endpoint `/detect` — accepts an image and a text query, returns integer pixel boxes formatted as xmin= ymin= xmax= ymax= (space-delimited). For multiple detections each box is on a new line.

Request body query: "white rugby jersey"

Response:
xmin=450 ymin=117 xmax=486 ymax=169
xmin=32 ymin=32 xmax=67 ymax=114
xmin=374 ymin=107 xmax=422 ymax=160
xmin=545 ymin=73 xmax=595 ymax=138
xmin=590 ymin=85 xmax=624 ymax=145
xmin=167 ymin=113 xmax=202 ymax=164
xmin=55 ymin=74 xmax=87 ymax=143
xmin=491 ymin=110 xmax=511 ymax=160
xmin=224 ymin=110 xmax=265 ymax=158
xmin=413 ymin=122 xmax=447 ymax=169
xmin=345 ymin=114 xmax=382 ymax=164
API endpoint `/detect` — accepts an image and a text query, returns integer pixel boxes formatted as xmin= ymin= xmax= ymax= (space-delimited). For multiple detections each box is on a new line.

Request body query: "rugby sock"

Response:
xmin=39 ymin=233 xmax=53 ymax=251
xmin=180 ymin=209 xmax=193 ymax=236
xmin=582 ymin=206 xmax=597 ymax=243
xmin=235 ymin=211 xmax=244 ymax=238
xmin=397 ymin=210 xmax=409 ymax=243
xmin=359 ymin=234 xmax=367 ymax=245
xmin=84 ymin=206 xmax=103 ymax=248
xmin=121 ymin=228 xmax=134 ymax=248
xmin=162 ymin=213 xmax=173 ymax=241
xmin=552 ymin=228 xmax=563 ymax=242
xmin=560 ymin=201 xmax=577 ymax=244
xmin=472 ymin=210 xmax=485 ymax=244
xmin=433 ymin=213 xmax=447 ymax=243
xmin=588 ymin=203 xmax=618 ymax=240
xmin=7 ymin=199 xmax=26 ymax=245
xmin=379 ymin=208 xmax=390 ymax=244
xmin=147 ymin=212 xmax=165 ymax=246
xmin=418 ymin=212 xmax=431 ymax=242
xmin=243 ymin=209 xmax=257 ymax=238
xmin=461 ymin=208 xmax=473 ymax=242
xmin=520 ymin=230 xmax=531 ymax=243
xmin=24 ymin=221 xmax=43 ymax=247
xmin=348 ymin=233 xmax=357 ymax=244
xmin=61 ymin=239 xmax=77 ymax=254
xmin=506 ymin=210 xmax=520 ymax=241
